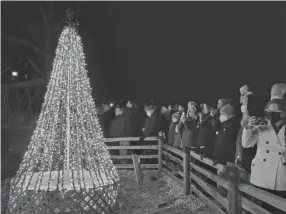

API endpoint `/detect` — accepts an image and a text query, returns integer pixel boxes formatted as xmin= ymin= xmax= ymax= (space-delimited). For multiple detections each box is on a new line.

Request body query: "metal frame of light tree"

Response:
xmin=8 ymin=12 xmax=119 ymax=214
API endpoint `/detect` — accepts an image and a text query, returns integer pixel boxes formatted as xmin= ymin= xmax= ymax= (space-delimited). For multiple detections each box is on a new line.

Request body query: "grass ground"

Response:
xmin=113 ymin=170 xmax=213 ymax=214
xmin=1 ymin=170 xmax=213 ymax=214
xmin=1 ymin=127 xmax=213 ymax=214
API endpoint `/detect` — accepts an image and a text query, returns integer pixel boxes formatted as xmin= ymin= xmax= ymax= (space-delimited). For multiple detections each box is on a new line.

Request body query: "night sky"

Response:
xmin=2 ymin=1 xmax=286 ymax=107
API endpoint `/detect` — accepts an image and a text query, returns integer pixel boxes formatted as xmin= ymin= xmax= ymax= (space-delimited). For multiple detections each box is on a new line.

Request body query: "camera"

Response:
xmin=256 ymin=117 xmax=268 ymax=125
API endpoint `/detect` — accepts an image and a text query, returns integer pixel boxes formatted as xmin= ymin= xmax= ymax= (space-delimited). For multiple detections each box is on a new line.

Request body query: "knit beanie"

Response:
xmin=144 ymin=105 xmax=156 ymax=111
xmin=271 ymin=83 xmax=286 ymax=100
xmin=219 ymin=98 xmax=232 ymax=106
xmin=172 ymin=112 xmax=181 ymax=120
xmin=220 ymin=104 xmax=236 ymax=118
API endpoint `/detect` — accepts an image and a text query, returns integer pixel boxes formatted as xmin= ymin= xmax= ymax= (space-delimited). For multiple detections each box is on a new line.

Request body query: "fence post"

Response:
xmin=119 ymin=141 xmax=129 ymax=164
xmin=132 ymin=153 xmax=143 ymax=188
xmin=183 ymin=148 xmax=190 ymax=195
xmin=158 ymin=137 xmax=163 ymax=173
xmin=227 ymin=162 xmax=239 ymax=214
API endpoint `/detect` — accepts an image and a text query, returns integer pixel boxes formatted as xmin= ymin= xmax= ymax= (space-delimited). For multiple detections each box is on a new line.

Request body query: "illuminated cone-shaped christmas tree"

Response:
xmin=8 ymin=10 xmax=119 ymax=214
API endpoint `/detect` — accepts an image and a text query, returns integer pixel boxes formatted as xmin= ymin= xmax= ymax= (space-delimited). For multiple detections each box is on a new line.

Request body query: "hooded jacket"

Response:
xmin=179 ymin=105 xmax=199 ymax=149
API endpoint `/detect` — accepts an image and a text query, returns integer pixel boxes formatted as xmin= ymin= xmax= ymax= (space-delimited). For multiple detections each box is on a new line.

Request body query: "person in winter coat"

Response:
xmin=109 ymin=104 xmax=127 ymax=137
xmin=173 ymin=123 xmax=183 ymax=149
xmin=162 ymin=104 xmax=177 ymax=122
xmin=123 ymin=101 xmax=144 ymax=137
xmin=168 ymin=112 xmax=181 ymax=146
xmin=213 ymin=103 xmax=240 ymax=196
xmin=160 ymin=106 xmax=172 ymax=139
xmin=134 ymin=104 xmax=161 ymax=158
xmin=210 ymin=98 xmax=232 ymax=133
xmin=213 ymin=103 xmax=239 ymax=165
xmin=241 ymin=99 xmax=286 ymax=199
xmin=235 ymin=85 xmax=257 ymax=175
xmin=178 ymin=105 xmax=185 ymax=113
xmin=217 ymin=98 xmax=232 ymax=110
xmin=141 ymin=105 xmax=161 ymax=140
xmin=178 ymin=102 xmax=199 ymax=151
xmin=107 ymin=104 xmax=127 ymax=163
xmin=97 ymin=103 xmax=114 ymax=138
xmin=197 ymin=103 xmax=216 ymax=159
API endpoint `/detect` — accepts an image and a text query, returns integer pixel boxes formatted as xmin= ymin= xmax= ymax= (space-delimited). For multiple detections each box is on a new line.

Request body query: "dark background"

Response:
xmin=2 ymin=1 xmax=286 ymax=107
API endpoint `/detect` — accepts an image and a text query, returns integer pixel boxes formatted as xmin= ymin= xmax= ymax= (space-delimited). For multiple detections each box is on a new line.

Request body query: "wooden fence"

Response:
xmin=105 ymin=137 xmax=286 ymax=214
xmin=159 ymin=142 xmax=286 ymax=214
xmin=105 ymin=136 xmax=162 ymax=170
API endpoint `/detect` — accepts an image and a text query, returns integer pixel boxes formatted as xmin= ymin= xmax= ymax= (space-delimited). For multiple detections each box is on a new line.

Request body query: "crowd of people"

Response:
xmin=96 ymin=83 xmax=286 ymax=204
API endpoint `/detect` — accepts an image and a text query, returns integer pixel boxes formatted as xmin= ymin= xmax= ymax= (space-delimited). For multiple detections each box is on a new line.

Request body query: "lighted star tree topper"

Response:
xmin=8 ymin=9 xmax=119 ymax=214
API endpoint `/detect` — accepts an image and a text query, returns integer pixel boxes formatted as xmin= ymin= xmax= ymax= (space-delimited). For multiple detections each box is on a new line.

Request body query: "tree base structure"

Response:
xmin=8 ymin=170 xmax=119 ymax=214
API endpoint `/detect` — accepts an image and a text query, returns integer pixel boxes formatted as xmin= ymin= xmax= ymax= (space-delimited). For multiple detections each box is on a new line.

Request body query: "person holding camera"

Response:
xmin=213 ymin=103 xmax=239 ymax=165
xmin=178 ymin=102 xmax=199 ymax=152
xmin=242 ymin=99 xmax=286 ymax=199
xmin=235 ymin=85 xmax=257 ymax=175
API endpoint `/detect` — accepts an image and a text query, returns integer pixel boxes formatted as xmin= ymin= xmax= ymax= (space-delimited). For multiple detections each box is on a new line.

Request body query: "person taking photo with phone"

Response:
xmin=242 ymin=99 xmax=286 ymax=200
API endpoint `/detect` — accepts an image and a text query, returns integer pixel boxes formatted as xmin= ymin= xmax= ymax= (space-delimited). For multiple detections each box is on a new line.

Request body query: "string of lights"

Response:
xmin=8 ymin=11 xmax=119 ymax=214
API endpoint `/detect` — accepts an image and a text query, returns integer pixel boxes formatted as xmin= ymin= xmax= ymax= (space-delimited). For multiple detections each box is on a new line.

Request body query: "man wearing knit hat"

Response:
xmin=213 ymin=103 xmax=240 ymax=196
xmin=140 ymin=103 xmax=161 ymax=141
xmin=271 ymin=83 xmax=286 ymax=100
xmin=217 ymin=98 xmax=232 ymax=110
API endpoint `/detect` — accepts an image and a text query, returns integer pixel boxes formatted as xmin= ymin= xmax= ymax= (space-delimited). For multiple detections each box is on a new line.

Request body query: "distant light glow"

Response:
xmin=12 ymin=71 xmax=18 ymax=77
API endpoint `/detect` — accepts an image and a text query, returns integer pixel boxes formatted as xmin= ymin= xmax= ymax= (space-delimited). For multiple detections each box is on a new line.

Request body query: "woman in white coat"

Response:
xmin=241 ymin=99 xmax=286 ymax=199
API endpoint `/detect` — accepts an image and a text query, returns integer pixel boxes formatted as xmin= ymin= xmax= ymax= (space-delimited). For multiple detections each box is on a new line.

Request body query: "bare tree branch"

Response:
xmin=2 ymin=31 xmax=45 ymax=56
xmin=39 ymin=4 xmax=50 ymax=37
xmin=25 ymin=57 xmax=44 ymax=77
xmin=2 ymin=57 xmax=43 ymax=77
xmin=2 ymin=58 xmax=26 ymax=74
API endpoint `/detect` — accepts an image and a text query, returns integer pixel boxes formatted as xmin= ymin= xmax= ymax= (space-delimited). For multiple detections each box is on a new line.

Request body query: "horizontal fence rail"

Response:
xmin=105 ymin=136 xmax=161 ymax=170
xmin=103 ymin=137 xmax=286 ymax=214
xmin=105 ymin=136 xmax=159 ymax=142
xmin=159 ymin=142 xmax=286 ymax=214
